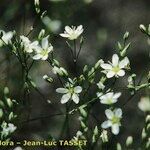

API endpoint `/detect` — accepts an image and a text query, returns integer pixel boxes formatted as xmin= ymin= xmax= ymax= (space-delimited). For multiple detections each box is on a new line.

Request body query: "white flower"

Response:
xmin=1 ymin=122 xmax=17 ymax=137
xmin=60 ymin=25 xmax=83 ymax=40
xmin=101 ymin=54 xmax=129 ymax=78
xmin=0 ymin=30 xmax=13 ymax=47
xmin=56 ymin=79 xmax=82 ymax=104
xmin=138 ymin=97 xmax=150 ymax=112
xmin=99 ymin=92 xmax=121 ymax=105
xmin=20 ymin=36 xmax=39 ymax=53
xmin=101 ymin=108 xmax=122 ymax=135
xmin=33 ymin=36 xmax=53 ymax=60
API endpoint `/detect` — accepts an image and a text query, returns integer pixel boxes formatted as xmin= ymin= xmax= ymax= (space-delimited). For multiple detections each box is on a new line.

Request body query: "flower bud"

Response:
xmin=83 ymin=65 xmax=88 ymax=73
xmin=9 ymin=112 xmax=14 ymax=120
xmin=79 ymin=107 xmax=87 ymax=118
xmin=0 ymin=100 xmax=5 ymax=108
xmin=123 ymin=31 xmax=129 ymax=40
xmin=43 ymin=75 xmax=53 ymax=83
xmin=116 ymin=143 xmax=122 ymax=150
xmin=147 ymin=123 xmax=150 ymax=131
xmin=94 ymin=59 xmax=104 ymax=69
xmin=100 ymin=130 xmax=108 ymax=143
xmin=38 ymin=29 xmax=45 ymax=39
xmin=6 ymin=98 xmax=13 ymax=108
xmin=4 ymin=87 xmax=9 ymax=95
xmin=0 ymin=109 xmax=3 ymax=118
xmin=126 ymin=136 xmax=133 ymax=147
xmin=142 ymin=128 xmax=147 ymax=139
xmin=139 ymin=24 xmax=146 ymax=33
xmin=146 ymin=115 xmax=150 ymax=123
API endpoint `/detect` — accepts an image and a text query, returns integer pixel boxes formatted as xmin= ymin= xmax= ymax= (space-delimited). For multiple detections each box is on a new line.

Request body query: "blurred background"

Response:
xmin=0 ymin=0 xmax=150 ymax=149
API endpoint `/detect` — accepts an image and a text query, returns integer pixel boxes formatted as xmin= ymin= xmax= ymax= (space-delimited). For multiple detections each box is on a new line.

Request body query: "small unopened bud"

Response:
xmin=80 ymin=36 xmax=84 ymax=44
xmin=116 ymin=143 xmax=122 ymax=150
xmin=147 ymin=123 xmax=150 ymax=131
xmin=126 ymin=136 xmax=133 ymax=147
xmin=0 ymin=100 xmax=5 ymax=108
xmin=34 ymin=0 xmax=40 ymax=14
xmin=83 ymin=65 xmax=88 ymax=73
xmin=139 ymin=24 xmax=146 ymax=33
xmin=4 ymin=87 xmax=9 ymax=95
xmin=9 ymin=112 xmax=14 ymax=120
xmin=6 ymin=98 xmax=13 ymax=108
xmin=146 ymin=138 xmax=150 ymax=149
xmin=79 ymin=107 xmax=87 ymax=118
xmin=146 ymin=115 xmax=150 ymax=123
xmin=123 ymin=31 xmax=129 ymax=40
xmin=94 ymin=59 xmax=104 ymax=69
xmin=0 ymin=109 xmax=3 ymax=118
xmin=100 ymin=130 xmax=108 ymax=143
xmin=38 ymin=29 xmax=45 ymax=39
xmin=43 ymin=75 xmax=53 ymax=83
xmin=142 ymin=128 xmax=147 ymax=139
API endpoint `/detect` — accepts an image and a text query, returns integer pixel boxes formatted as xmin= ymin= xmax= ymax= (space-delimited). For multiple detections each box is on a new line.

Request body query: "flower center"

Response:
xmin=111 ymin=116 xmax=120 ymax=124
xmin=68 ymin=87 xmax=74 ymax=94
xmin=41 ymin=49 xmax=48 ymax=56
xmin=112 ymin=66 xmax=120 ymax=73
xmin=107 ymin=98 xmax=113 ymax=104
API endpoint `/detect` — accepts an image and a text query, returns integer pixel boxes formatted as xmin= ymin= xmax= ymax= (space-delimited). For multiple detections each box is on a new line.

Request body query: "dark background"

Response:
xmin=0 ymin=0 xmax=149 ymax=149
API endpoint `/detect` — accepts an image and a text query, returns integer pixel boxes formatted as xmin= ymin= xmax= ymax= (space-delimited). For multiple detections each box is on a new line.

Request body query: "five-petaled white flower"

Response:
xmin=101 ymin=108 xmax=122 ymax=135
xmin=99 ymin=92 xmax=121 ymax=105
xmin=56 ymin=79 xmax=82 ymax=104
xmin=60 ymin=25 xmax=83 ymax=40
xmin=20 ymin=35 xmax=39 ymax=53
xmin=101 ymin=54 xmax=129 ymax=78
xmin=0 ymin=30 xmax=13 ymax=47
xmin=33 ymin=36 xmax=53 ymax=60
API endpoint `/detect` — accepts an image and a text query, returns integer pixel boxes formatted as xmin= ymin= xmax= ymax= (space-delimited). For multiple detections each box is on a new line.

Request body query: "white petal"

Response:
xmin=65 ymin=26 xmax=72 ymax=34
xmin=100 ymin=99 xmax=110 ymax=104
xmin=31 ymin=41 xmax=39 ymax=47
xmin=105 ymin=109 xmax=114 ymax=119
xmin=106 ymin=71 xmax=115 ymax=78
xmin=112 ymin=54 xmax=119 ymax=66
xmin=101 ymin=63 xmax=112 ymax=70
xmin=32 ymin=54 xmax=41 ymax=60
xmin=72 ymin=93 xmax=79 ymax=104
xmin=115 ymin=108 xmax=122 ymax=118
xmin=111 ymin=124 xmax=120 ymax=135
xmin=74 ymin=86 xmax=82 ymax=93
xmin=106 ymin=92 xmax=114 ymax=98
xmin=41 ymin=55 xmax=49 ymax=60
xmin=119 ymin=57 xmax=129 ymax=68
xmin=101 ymin=120 xmax=112 ymax=129
xmin=61 ymin=93 xmax=71 ymax=104
xmin=113 ymin=92 xmax=121 ymax=99
xmin=117 ymin=70 xmax=125 ymax=76
xmin=42 ymin=36 xmax=49 ymax=49
xmin=60 ymin=33 xmax=70 ymax=38
xmin=77 ymin=25 xmax=83 ymax=31
xmin=56 ymin=88 xmax=68 ymax=93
